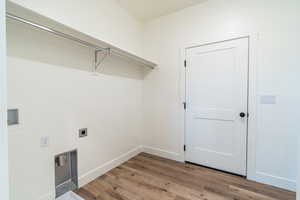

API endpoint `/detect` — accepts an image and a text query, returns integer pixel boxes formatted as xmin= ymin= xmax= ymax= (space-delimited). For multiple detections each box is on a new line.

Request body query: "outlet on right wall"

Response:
xmin=142 ymin=0 xmax=300 ymax=191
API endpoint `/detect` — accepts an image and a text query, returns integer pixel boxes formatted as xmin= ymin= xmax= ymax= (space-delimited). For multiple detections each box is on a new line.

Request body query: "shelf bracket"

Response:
xmin=94 ymin=48 xmax=110 ymax=72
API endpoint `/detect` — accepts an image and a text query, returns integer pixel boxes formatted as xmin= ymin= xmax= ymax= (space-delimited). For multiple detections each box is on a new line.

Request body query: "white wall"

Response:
xmin=142 ymin=0 xmax=300 ymax=191
xmin=7 ymin=8 xmax=144 ymax=200
xmin=9 ymin=0 xmax=143 ymax=56
xmin=6 ymin=0 xmax=300 ymax=198
xmin=298 ymin=141 xmax=300 ymax=200
xmin=0 ymin=0 xmax=9 ymax=199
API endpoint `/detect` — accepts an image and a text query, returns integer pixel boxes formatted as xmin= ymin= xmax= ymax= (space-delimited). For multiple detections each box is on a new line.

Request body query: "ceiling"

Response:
xmin=117 ymin=0 xmax=208 ymax=22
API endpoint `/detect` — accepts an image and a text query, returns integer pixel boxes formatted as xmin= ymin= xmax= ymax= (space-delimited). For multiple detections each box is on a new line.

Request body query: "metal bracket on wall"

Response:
xmin=94 ymin=48 xmax=111 ymax=72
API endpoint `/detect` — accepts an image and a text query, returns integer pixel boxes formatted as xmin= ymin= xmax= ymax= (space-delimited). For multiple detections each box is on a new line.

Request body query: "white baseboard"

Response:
xmin=141 ymin=146 xmax=296 ymax=192
xmin=141 ymin=146 xmax=183 ymax=162
xmin=38 ymin=146 xmax=143 ymax=200
xmin=78 ymin=145 xmax=183 ymax=188
xmin=38 ymin=145 xmax=295 ymax=200
xmin=249 ymin=171 xmax=296 ymax=192
xmin=78 ymin=146 xmax=143 ymax=187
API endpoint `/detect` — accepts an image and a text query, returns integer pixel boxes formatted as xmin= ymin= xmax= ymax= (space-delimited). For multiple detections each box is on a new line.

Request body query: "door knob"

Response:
xmin=240 ymin=112 xmax=246 ymax=118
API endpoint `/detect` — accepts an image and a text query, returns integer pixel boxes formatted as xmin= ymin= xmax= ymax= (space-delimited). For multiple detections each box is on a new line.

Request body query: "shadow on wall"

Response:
xmin=6 ymin=19 xmax=146 ymax=80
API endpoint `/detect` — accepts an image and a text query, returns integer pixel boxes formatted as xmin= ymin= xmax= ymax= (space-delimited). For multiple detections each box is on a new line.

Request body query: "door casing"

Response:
xmin=179 ymin=35 xmax=258 ymax=180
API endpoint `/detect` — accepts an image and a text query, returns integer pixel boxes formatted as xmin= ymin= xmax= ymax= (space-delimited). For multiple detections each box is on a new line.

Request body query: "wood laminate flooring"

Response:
xmin=74 ymin=153 xmax=295 ymax=200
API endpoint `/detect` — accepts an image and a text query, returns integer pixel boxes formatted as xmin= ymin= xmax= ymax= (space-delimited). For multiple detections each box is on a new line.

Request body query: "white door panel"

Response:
xmin=192 ymin=108 xmax=236 ymax=121
xmin=185 ymin=38 xmax=249 ymax=176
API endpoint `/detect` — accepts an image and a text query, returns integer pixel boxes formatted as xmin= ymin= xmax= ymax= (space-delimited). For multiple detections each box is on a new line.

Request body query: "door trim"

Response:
xmin=179 ymin=35 xmax=259 ymax=181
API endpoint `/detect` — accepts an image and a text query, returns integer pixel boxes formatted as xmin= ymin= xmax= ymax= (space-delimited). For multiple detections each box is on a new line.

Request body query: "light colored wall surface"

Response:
xmin=7 ymin=13 xmax=144 ymax=200
xmin=9 ymin=0 xmax=143 ymax=56
xmin=142 ymin=0 xmax=300 ymax=191
xmin=6 ymin=0 xmax=300 ymax=198
xmin=298 ymin=142 xmax=300 ymax=199
xmin=0 ymin=0 xmax=9 ymax=199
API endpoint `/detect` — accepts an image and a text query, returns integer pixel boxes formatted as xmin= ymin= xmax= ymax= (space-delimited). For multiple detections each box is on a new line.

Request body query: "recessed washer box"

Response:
xmin=55 ymin=150 xmax=78 ymax=198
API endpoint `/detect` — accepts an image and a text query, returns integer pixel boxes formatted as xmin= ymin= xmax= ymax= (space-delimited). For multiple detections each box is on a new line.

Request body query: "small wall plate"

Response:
xmin=7 ymin=109 xmax=19 ymax=126
xmin=260 ymin=95 xmax=277 ymax=104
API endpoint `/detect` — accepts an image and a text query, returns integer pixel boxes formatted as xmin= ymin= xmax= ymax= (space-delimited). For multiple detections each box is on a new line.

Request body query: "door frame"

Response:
xmin=179 ymin=34 xmax=259 ymax=181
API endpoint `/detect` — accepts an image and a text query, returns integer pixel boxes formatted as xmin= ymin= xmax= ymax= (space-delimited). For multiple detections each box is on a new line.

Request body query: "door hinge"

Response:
xmin=184 ymin=60 xmax=187 ymax=67
xmin=183 ymin=102 xmax=187 ymax=110
xmin=184 ymin=145 xmax=186 ymax=151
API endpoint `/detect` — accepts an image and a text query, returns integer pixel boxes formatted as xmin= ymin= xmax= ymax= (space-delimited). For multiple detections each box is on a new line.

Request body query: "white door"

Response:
xmin=185 ymin=38 xmax=249 ymax=176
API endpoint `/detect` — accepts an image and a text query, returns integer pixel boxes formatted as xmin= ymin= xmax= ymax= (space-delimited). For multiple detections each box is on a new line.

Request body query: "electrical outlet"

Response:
xmin=79 ymin=128 xmax=88 ymax=138
xmin=260 ymin=95 xmax=277 ymax=104
xmin=40 ymin=136 xmax=49 ymax=148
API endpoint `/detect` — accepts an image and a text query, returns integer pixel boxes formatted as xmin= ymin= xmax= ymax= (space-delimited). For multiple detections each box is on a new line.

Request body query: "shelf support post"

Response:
xmin=94 ymin=48 xmax=110 ymax=72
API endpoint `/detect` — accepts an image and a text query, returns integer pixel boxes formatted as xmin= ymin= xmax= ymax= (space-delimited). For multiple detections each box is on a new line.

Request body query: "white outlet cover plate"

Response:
xmin=260 ymin=95 xmax=277 ymax=104
xmin=40 ymin=136 xmax=49 ymax=147
xmin=56 ymin=192 xmax=84 ymax=200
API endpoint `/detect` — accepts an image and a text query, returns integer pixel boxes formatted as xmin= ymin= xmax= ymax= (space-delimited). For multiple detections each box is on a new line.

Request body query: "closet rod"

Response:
xmin=6 ymin=13 xmax=155 ymax=69
xmin=6 ymin=13 xmax=102 ymax=50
